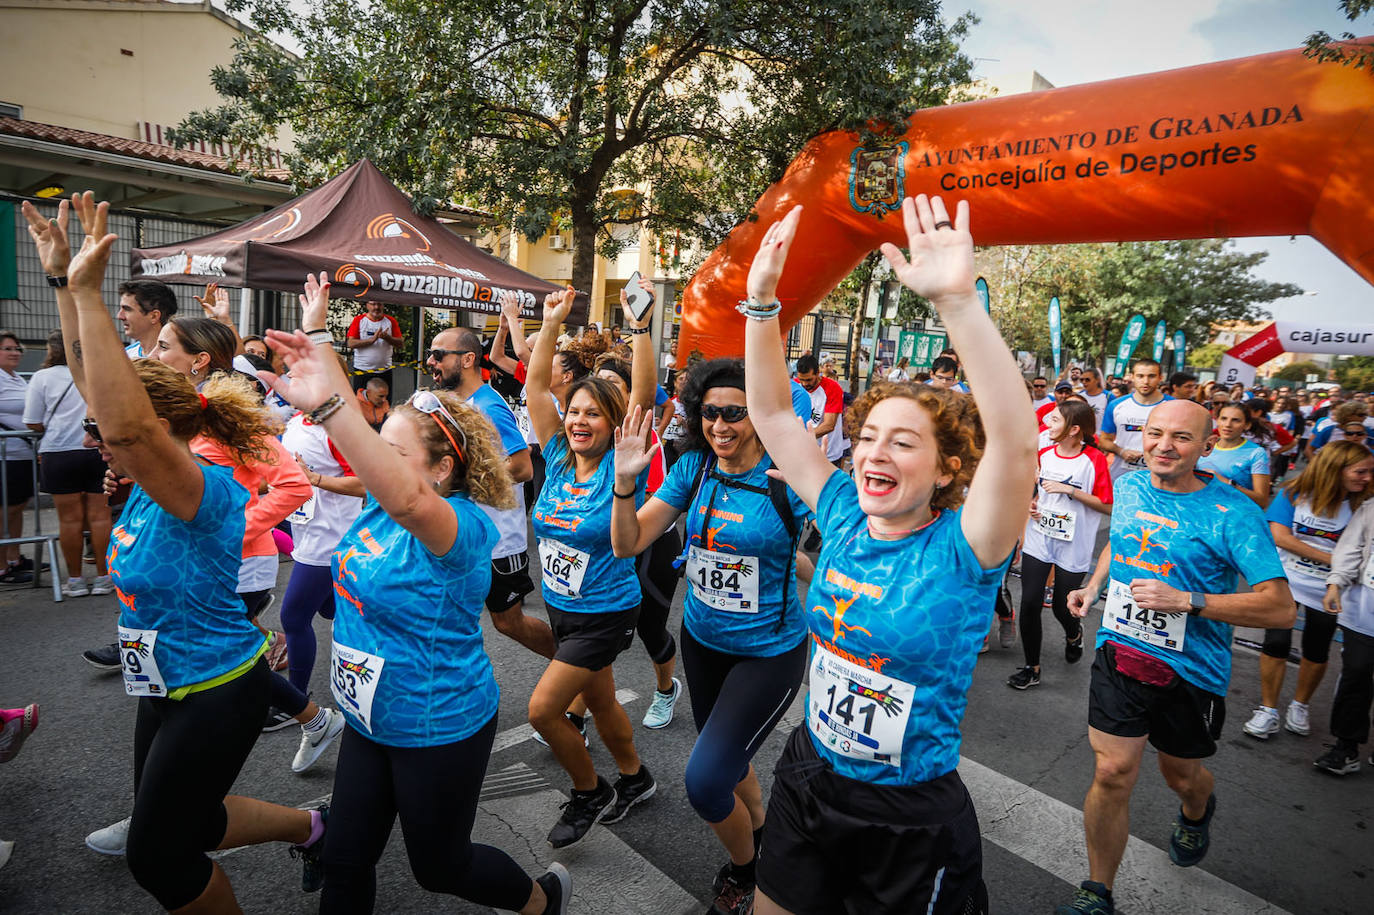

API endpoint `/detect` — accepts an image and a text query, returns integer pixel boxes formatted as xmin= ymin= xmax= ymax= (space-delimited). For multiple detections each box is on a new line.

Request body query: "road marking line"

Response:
xmin=490 ymin=688 xmax=639 ymax=753
xmin=959 ymin=755 xmax=1293 ymax=914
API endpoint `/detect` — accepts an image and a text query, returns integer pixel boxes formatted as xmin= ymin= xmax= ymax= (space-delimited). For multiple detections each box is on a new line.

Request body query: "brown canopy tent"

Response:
xmin=129 ymin=158 xmax=587 ymax=324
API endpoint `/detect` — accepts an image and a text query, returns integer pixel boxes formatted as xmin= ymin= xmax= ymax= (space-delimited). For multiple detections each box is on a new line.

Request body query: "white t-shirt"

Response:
xmin=467 ymin=384 xmax=529 ymax=560
xmin=1030 ymin=394 xmax=1055 ymax=410
xmin=0 ymin=370 xmax=34 ymax=460
xmin=806 ymin=377 xmax=846 ymax=462
xmin=22 ymin=365 xmax=90 ymax=453
xmin=1080 ymin=390 xmax=1110 ymax=432
xmin=348 ymin=314 xmax=401 ymax=371
xmin=1022 ymin=444 xmax=1114 ymax=573
xmin=1102 ymin=394 xmax=1170 ymax=479
xmin=281 ymin=415 xmax=364 ymax=567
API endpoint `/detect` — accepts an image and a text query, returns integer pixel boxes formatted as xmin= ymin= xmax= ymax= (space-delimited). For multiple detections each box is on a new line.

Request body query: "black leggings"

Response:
xmin=681 ymin=627 xmax=808 ymax=823
xmin=1261 ymin=604 xmax=1339 ymax=663
xmin=1018 ymin=553 xmax=1085 ymax=668
xmin=321 ymin=715 xmax=533 ymax=914
xmin=1331 ymin=626 xmax=1374 ymax=746
xmin=127 ymin=658 xmax=270 ymax=909
xmin=635 ymin=524 xmax=682 ymax=665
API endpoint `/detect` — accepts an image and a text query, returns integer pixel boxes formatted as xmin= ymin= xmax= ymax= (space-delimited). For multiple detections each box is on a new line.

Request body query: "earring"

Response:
xmin=191 ymin=368 xmax=198 ymax=376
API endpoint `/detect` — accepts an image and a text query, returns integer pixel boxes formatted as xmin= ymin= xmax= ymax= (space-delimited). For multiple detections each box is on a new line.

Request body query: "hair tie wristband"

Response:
xmin=735 ymin=297 xmax=782 ymax=321
xmin=198 ymin=392 xmax=208 ymax=411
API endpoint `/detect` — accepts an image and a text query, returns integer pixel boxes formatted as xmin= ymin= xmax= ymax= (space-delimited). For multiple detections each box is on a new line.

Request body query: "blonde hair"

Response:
xmin=134 ymin=359 xmax=280 ymax=466
xmin=845 ymin=381 xmax=983 ymax=511
xmin=1283 ymin=439 xmax=1374 ymax=518
xmin=395 ymin=392 xmax=515 ymax=509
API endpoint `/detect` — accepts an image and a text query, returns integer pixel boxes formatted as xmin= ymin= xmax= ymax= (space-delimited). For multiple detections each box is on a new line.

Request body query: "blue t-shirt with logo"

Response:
xmin=330 ymin=493 xmax=500 ymax=747
xmin=789 ymin=381 xmax=812 ymax=424
xmin=804 ymin=471 xmax=1010 ymax=786
xmin=1096 ymin=471 xmax=1286 ymax=695
xmin=654 ymin=449 xmax=811 ymax=657
xmin=109 ymin=463 xmax=262 ymax=692
xmin=1197 ymin=439 xmax=1269 ymax=487
xmin=531 ymin=434 xmax=648 ymax=614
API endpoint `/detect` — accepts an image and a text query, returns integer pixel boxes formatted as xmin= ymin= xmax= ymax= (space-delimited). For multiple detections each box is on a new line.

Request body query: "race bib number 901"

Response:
xmin=1102 ymin=579 xmax=1187 ymax=652
xmin=808 ymin=645 xmax=914 ymax=768
xmin=330 ymin=641 xmax=385 ymax=733
xmin=1036 ymin=508 xmax=1074 ymax=542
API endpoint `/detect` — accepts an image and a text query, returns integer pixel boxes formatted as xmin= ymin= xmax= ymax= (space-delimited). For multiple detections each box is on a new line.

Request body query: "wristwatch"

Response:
xmin=45 ymin=274 xmax=68 ymax=287
xmin=1188 ymin=592 xmax=1207 ymax=616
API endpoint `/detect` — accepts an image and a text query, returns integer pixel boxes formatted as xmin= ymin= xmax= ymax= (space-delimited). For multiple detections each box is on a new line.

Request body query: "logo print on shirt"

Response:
xmin=334 ymin=546 xmax=366 ymax=616
xmin=1116 ymin=517 xmax=1175 ymax=578
xmin=820 ymin=592 xmax=872 ymax=643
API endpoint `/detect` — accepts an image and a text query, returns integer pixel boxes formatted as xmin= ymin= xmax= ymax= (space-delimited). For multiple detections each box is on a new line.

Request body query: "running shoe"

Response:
xmin=0 ymin=566 xmax=32 ymax=584
xmin=1242 ymin=707 xmax=1279 ymax=739
xmin=62 ymin=579 xmax=90 ymax=598
xmin=642 ymin=678 xmax=681 ymax=729
xmin=548 ymin=778 xmax=616 ymax=849
xmin=535 ymin=862 xmax=571 ymax=915
xmin=1066 ymin=626 xmax=1084 ymax=664
xmin=1284 ymin=701 xmax=1311 ymax=736
xmin=89 ymin=574 xmax=114 ymax=596
xmin=0 ymin=705 xmax=38 ymax=763
xmin=262 ymin=706 xmax=296 ymax=733
xmin=709 ymin=872 xmax=755 ymax=915
xmin=1055 ymin=881 xmax=1114 ymax=914
xmin=289 ymin=805 xmax=328 ymax=892
xmin=602 ymin=766 xmax=656 ymax=824
xmin=998 ymin=615 xmax=1016 ymax=648
xmin=1313 ymin=742 xmax=1361 ymax=776
xmin=291 ymin=709 xmax=346 ymax=773
xmin=0 ymin=839 xmax=12 ymax=872
xmin=533 ymin=712 xmax=589 ymax=748
xmin=14 ymin=557 xmax=47 ymax=573
xmin=85 ymin=817 xmax=131 ymax=856
xmin=1168 ymin=793 xmax=1215 ymax=867
xmin=1006 ymin=667 xmax=1040 ymax=690
xmin=267 ymin=630 xmax=289 ymax=672
xmin=82 ymin=643 xmax=121 ymax=672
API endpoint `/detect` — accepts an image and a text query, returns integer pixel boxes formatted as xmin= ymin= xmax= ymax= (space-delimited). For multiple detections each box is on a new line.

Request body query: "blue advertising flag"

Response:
xmin=1173 ymin=330 xmax=1186 ymax=368
xmin=1048 ymin=296 xmax=1062 ymax=378
xmin=1152 ymin=320 xmax=1167 ymax=362
xmin=1115 ymin=314 xmax=1147 ymax=375
xmin=975 ymin=276 xmax=991 ymax=314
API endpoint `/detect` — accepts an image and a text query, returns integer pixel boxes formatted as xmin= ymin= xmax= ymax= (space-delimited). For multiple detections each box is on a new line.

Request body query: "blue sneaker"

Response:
xmin=1055 ymin=880 xmax=1114 ymax=914
xmin=642 ymin=678 xmax=681 ymax=729
xmin=1168 ymin=794 xmax=1215 ymax=867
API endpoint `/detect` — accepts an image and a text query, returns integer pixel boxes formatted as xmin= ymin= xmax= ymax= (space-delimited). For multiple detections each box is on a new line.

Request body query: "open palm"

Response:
xmin=879 ymin=195 xmax=974 ymax=304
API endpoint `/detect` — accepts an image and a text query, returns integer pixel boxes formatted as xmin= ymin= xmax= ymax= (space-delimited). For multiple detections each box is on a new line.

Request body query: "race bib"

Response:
xmin=538 ymin=537 xmax=590 ymax=598
xmin=686 ymin=545 xmax=760 ymax=613
xmin=117 ymin=626 xmax=166 ymax=697
xmin=808 ymin=645 xmax=914 ymax=768
xmin=1282 ymin=552 xmax=1331 ymax=581
xmin=1102 ymin=579 xmax=1187 ymax=652
xmin=516 ymin=405 xmax=532 ymax=437
xmin=289 ymin=495 xmax=316 ymax=523
xmin=330 ymin=641 xmax=385 ymax=733
xmin=1036 ymin=508 xmax=1075 ymax=542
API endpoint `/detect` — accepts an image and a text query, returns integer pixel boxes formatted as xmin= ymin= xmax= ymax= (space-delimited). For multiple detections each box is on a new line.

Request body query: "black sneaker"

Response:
xmin=1054 ymin=880 xmax=1114 ymax=914
xmin=289 ymin=805 xmax=328 ymax=892
xmin=1066 ymin=626 xmax=1085 ymax=664
xmin=1314 ymin=742 xmax=1361 ymax=776
xmin=533 ymin=712 xmax=589 ymax=749
xmin=82 ymin=643 xmax=121 ymax=672
xmin=535 ymin=862 xmax=571 ymax=915
xmin=1168 ymin=793 xmax=1215 ymax=867
xmin=0 ymin=565 xmax=32 ymax=584
xmin=548 ymin=778 xmax=616 ymax=849
xmin=14 ymin=556 xmax=48 ymax=573
xmin=709 ymin=872 xmax=755 ymax=915
xmin=602 ymin=765 xmax=656 ymax=824
xmin=262 ymin=706 xmax=296 ymax=733
xmin=1007 ymin=666 xmax=1040 ymax=690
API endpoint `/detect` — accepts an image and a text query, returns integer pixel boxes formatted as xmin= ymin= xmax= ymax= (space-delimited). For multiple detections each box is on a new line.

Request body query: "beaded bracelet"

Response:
xmin=629 ymin=326 xmax=651 ymax=335
xmin=735 ymin=297 xmax=782 ymax=321
xmin=306 ymin=393 xmax=344 ymax=424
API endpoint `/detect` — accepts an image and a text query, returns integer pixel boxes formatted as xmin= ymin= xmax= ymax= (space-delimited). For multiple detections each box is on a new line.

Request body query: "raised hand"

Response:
xmin=21 ymin=199 xmax=72 ymax=277
xmin=746 ymin=205 xmax=802 ymax=304
xmin=613 ymin=404 xmax=660 ymax=483
xmin=620 ymin=277 xmax=654 ymax=330
xmin=259 ymin=329 xmax=340 ymax=412
xmin=499 ymin=290 xmax=523 ymax=322
xmin=298 ymin=272 xmax=332 ymax=331
xmin=195 ymin=283 xmax=232 ymax=325
xmin=542 ymin=285 xmax=575 ymax=325
xmin=878 ymin=195 xmax=974 ymax=306
xmin=66 ymin=192 xmax=117 ymax=293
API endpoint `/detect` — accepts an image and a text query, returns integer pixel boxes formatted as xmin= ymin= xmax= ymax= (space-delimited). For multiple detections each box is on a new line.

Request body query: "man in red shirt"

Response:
xmin=795 ymin=354 xmax=846 ymax=468
xmin=345 ymin=301 xmax=404 ymax=393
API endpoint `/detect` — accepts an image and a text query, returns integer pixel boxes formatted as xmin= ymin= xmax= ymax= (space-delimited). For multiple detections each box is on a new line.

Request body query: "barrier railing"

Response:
xmin=0 ymin=430 xmax=63 ymax=603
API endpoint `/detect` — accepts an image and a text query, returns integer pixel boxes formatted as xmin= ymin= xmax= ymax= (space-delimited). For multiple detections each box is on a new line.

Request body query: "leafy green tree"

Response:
xmin=1275 ymin=360 xmax=1325 ymax=382
xmin=177 ymin=0 xmax=975 ymax=297
xmin=1305 ymin=0 xmax=1373 ymax=69
xmin=1335 ymin=355 xmax=1374 ymax=391
xmin=1188 ymin=342 xmax=1227 ymax=370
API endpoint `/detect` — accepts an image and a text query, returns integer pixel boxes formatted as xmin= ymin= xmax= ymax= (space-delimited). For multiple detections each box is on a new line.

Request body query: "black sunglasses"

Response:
xmin=82 ymin=418 xmax=102 ymax=442
xmin=427 ymin=348 xmax=474 ymax=362
xmin=701 ymin=404 xmax=748 ymax=423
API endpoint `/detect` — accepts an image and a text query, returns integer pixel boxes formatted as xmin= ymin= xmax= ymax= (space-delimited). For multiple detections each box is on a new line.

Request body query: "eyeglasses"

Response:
xmin=427 ymin=348 xmax=474 ymax=362
xmin=82 ymin=418 xmax=102 ymax=442
xmin=1341 ymin=427 xmax=1367 ymax=437
xmin=1032 ymin=383 xmax=1047 ymax=389
xmin=701 ymin=404 xmax=748 ymax=423
xmin=408 ymin=390 xmax=467 ymax=466
xmin=0 ymin=346 xmax=23 ymax=353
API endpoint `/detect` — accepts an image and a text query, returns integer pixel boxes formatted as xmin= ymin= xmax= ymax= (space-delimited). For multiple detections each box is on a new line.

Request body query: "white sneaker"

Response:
xmin=62 ymin=579 xmax=90 ymax=598
xmin=292 ymin=709 xmax=346 ymax=773
xmin=89 ymin=574 xmax=114 ymax=596
xmin=1243 ymin=707 xmax=1280 ymax=739
xmin=85 ymin=816 xmax=131 ymax=855
xmin=1285 ymin=701 xmax=1311 ymax=736
xmin=642 ymin=678 xmax=682 ymax=729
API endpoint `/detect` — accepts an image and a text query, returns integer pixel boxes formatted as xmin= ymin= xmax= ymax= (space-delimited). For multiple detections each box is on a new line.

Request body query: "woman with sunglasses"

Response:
xmin=258 ymin=319 xmax=571 ymax=913
xmin=742 ymin=198 xmax=1036 ymax=915
xmin=611 ymin=356 xmax=812 ymax=915
xmin=27 ymin=193 xmax=322 ymax=912
xmin=1241 ymin=440 xmax=1374 ymax=741
xmin=526 ymin=285 xmax=658 ymax=850
xmin=1197 ymin=403 xmax=1271 ymax=507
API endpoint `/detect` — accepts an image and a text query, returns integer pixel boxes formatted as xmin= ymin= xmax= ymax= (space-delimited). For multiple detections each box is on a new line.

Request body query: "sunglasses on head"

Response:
xmin=408 ymin=390 xmax=468 ymax=465
xmin=82 ymin=418 xmax=102 ymax=442
xmin=427 ymin=348 xmax=473 ymax=363
xmin=701 ymin=404 xmax=748 ymax=423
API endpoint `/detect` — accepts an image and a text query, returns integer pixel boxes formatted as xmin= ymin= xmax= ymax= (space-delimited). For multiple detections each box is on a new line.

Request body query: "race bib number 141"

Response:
xmin=808 ymin=645 xmax=914 ymax=768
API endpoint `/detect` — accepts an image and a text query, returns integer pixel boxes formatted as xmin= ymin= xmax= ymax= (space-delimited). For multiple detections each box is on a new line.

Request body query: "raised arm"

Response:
xmin=21 ymin=199 xmax=87 ymax=395
xmin=526 ymin=287 xmax=574 ymax=448
xmin=611 ymin=405 xmax=680 ymax=557
xmin=505 ymin=299 xmax=535 ymax=365
xmin=488 ymin=293 xmax=520 ymax=375
xmin=624 ymin=279 xmax=656 ymax=415
xmin=880 ymin=195 xmax=1037 ymax=568
xmin=743 ymin=206 xmax=838 ymax=511
xmin=195 ymin=283 xmax=242 ymax=352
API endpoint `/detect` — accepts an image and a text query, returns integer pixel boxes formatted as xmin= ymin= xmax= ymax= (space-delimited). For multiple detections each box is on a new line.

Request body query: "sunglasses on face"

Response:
xmin=427 ymin=348 xmax=473 ymax=363
xmin=408 ymin=390 xmax=468 ymax=465
xmin=701 ymin=404 xmax=748 ymax=423
xmin=82 ymin=418 xmax=102 ymax=442
xmin=1342 ymin=427 xmax=1367 ymax=437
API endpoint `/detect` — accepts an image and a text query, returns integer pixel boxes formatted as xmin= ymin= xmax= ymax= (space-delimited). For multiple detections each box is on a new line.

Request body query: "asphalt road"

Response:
xmin=0 ymin=518 xmax=1368 ymax=914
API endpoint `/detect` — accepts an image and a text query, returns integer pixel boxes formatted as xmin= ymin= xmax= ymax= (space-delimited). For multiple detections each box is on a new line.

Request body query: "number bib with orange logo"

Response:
xmin=1102 ymin=579 xmax=1188 ymax=652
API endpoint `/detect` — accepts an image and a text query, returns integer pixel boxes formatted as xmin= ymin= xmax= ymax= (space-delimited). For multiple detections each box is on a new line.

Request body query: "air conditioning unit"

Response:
xmin=548 ymin=235 xmax=567 ymax=250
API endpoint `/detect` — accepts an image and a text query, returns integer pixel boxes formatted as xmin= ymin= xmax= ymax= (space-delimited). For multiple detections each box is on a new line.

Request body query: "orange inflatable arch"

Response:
xmin=677 ymin=43 xmax=1374 ymax=362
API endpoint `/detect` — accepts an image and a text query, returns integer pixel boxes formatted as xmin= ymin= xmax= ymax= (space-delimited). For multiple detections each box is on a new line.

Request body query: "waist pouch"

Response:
xmin=1105 ymin=639 xmax=1178 ymax=688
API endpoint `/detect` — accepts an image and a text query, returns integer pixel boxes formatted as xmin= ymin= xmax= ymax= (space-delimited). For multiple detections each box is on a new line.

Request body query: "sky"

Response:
xmin=958 ymin=0 xmax=1372 ymax=325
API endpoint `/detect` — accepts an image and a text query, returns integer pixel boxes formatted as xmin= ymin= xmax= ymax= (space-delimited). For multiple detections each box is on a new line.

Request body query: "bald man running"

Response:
xmin=1055 ymin=400 xmax=1294 ymax=915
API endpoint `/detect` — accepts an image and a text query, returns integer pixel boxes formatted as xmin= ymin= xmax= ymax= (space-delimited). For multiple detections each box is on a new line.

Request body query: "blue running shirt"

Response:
xmin=109 ymin=464 xmax=263 ymax=696
xmin=330 ymin=493 xmax=500 ymax=747
xmin=531 ymin=435 xmax=648 ymax=613
xmin=654 ymin=449 xmax=812 ymax=657
xmin=1097 ymin=471 xmax=1286 ymax=694
xmin=1197 ymin=440 xmax=1269 ymax=487
xmin=805 ymin=471 xmax=1010 ymax=786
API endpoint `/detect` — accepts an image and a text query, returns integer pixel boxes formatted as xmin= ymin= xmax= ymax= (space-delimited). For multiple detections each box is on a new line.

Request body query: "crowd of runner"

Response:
xmin=1 ymin=191 xmax=1371 ymax=915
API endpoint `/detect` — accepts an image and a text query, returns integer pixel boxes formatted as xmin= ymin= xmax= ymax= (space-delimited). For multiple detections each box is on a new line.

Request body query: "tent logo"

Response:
xmin=242 ymin=207 xmax=301 ymax=241
xmin=366 ymin=214 xmax=432 ymax=252
xmin=335 ymin=263 xmax=374 ymax=298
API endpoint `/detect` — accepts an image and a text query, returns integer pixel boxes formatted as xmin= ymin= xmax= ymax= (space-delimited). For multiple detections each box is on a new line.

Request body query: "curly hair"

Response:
xmin=395 ymin=392 xmax=515 ymax=509
xmin=844 ymin=381 xmax=983 ymax=511
xmin=592 ymin=352 xmax=631 ymax=391
xmin=676 ymin=357 xmax=747 ymax=455
xmin=134 ymin=360 xmax=280 ymax=466
xmin=559 ymin=333 xmax=611 ymax=375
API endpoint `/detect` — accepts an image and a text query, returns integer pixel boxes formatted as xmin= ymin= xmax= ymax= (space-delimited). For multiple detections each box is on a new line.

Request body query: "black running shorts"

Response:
xmin=485 ymin=552 xmax=536 ymax=613
xmin=1088 ymin=644 xmax=1226 ymax=759
xmin=757 ymin=726 xmax=987 ymax=915
xmin=39 ymin=448 xmax=107 ymax=495
xmin=545 ymin=605 xmax=638 ymax=672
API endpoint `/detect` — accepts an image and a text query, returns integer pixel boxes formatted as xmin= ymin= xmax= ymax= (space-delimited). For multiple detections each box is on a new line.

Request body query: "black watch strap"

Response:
xmin=46 ymin=274 xmax=69 ymax=288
